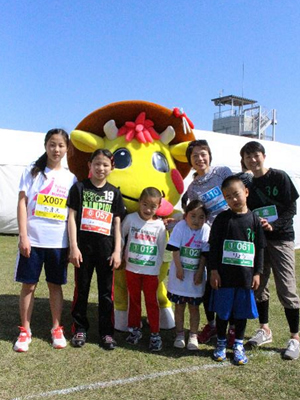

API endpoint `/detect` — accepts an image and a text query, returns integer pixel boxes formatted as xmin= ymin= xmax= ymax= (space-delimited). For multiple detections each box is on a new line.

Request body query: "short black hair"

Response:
xmin=240 ymin=141 xmax=265 ymax=159
xmin=139 ymin=187 xmax=162 ymax=202
xmin=89 ymin=148 xmax=115 ymax=168
xmin=186 ymin=140 xmax=212 ymax=166
xmin=185 ymin=199 xmax=208 ymax=217
xmin=221 ymin=175 xmax=246 ymax=191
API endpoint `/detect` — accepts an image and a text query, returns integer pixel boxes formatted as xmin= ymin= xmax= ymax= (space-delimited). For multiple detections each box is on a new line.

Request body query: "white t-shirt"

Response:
xmin=167 ymin=219 xmax=210 ymax=298
xmin=122 ymin=212 xmax=166 ymax=276
xmin=19 ymin=165 xmax=77 ymax=248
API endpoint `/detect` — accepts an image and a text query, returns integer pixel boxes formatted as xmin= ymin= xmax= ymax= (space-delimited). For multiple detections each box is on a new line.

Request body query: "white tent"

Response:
xmin=1 ymin=127 xmax=300 ymax=247
xmin=0 ymin=128 xmax=69 ymax=234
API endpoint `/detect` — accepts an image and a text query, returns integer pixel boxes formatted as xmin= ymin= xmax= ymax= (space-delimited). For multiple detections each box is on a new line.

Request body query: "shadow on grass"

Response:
xmin=1 ymin=296 xmax=229 ymax=360
xmin=0 ymin=294 xmax=100 ymax=345
xmin=114 ymin=318 xmax=213 ymax=360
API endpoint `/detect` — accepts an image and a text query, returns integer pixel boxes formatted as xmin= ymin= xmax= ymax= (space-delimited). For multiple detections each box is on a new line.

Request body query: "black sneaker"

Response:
xmin=71 ymin=331 xmax=87 ymax=347
xmin=149 ymin=333 xmax=162 ymax=352
xmin=100 ymin=335 xmax=117 ymax=350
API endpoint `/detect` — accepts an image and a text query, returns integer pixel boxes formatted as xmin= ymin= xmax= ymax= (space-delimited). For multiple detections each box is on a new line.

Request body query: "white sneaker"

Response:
xmin=14 ymin=326 xmax=32 ymax=352
xmin=247 ymin=328 xmax=272 ymax=347
xmin=174 ymin=334 xmax=185 ymax=349
xmin=283 ymin=339 xmax=299 ymax=360
xmin=51 ymin=326 xmax=67 ymax=349
xmin=187 ymin=334 xmax=199 ymax=351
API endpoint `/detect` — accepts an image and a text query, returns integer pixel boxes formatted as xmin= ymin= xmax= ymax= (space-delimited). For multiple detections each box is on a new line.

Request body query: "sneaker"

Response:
xmin=149 ymin=333 xmax=162 ymax=352
xmin=233 ymin=343 xmax=248 ymax=365
xmin=247 ymin=328 xmax=272 ymax=348
xmin=198 ymin=323 xmax=217 ymax=344
xmin=100 ymin=335 xmax=117 ymax=350
xmin=227 ymin=327 xmax=236 ymax=349
xmin=283 ymin=338 xmax=300 ymax=360
xmin=213 ymin=339 xmax=227 ymax=362
xmin=187 ymin=334 xmax=199 ymax=351
xmin=71 ymin=331 xmax=87 ymax=347
xmin=126 ymin=328 xmax=142 ymax=345
xmin=51 ymin=326 xmax=67 ymax=349
xmin=13 ymin=326 xmax=32 ymax=352
xmin=174 ymin=333 xmax=185 ymax=349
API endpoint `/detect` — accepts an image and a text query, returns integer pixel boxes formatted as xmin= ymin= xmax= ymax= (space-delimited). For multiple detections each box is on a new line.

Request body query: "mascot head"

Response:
xmin=67 ymin=100 xmax=195 ymax=215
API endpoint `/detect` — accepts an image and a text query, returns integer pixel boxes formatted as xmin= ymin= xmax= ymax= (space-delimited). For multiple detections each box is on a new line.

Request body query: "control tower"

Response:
xmin=211 ymin=94 xmax=277 ymax=140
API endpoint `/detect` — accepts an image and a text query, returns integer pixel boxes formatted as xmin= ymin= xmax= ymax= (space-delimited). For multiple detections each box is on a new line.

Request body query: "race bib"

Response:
xmin=253 ymin=205 xmax=278 ymax=222
xmin=222 ymin=240 xmax=254 ymax=267
xmin=180 ymin=246 xmax=201 ymax=271
xmin=80 ymin=207 xmax=112 ymax=235
xmin=34 ymin=194 xmax=67 ymax=221
xmin=200 ymin=186 xmax=227 ymax=213
xmin=128 ymin=242 xmax=158 ymax=266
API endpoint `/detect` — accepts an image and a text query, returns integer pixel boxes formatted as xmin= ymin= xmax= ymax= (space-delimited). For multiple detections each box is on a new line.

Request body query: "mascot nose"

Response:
xmin=156 ymin=198 xmax=174 ymax=217
xmin=171 ymin=169 xmax=184 ymax=194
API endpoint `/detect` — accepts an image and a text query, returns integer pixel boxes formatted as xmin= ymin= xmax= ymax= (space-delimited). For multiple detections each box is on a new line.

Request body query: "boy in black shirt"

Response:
xmin=210 ymin=176 xmax=266 ymax=365
xmin=241 ymin=141 xmax=300 ymax=360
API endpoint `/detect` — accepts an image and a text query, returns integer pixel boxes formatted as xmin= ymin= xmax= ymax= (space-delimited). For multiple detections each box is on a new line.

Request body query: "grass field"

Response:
xmin=1 ymin=235 xmax=299 ymax=400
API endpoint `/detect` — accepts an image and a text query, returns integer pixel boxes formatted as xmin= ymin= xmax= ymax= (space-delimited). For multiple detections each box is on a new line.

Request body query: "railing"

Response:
xmin=213 ymin=105 xmax=276 ymax=140
xmin=213 ymin=109 xmax=238 ymax=119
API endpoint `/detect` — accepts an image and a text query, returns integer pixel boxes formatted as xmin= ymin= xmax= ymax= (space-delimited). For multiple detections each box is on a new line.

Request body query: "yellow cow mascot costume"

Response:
xmin=67 ymin=100 xmax=195 ymax=331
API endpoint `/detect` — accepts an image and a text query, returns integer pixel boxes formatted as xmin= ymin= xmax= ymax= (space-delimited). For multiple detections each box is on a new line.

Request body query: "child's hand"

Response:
xmin=176 ymin=265 xmax=184 ymax=281
xmin=210 ymin=270 xmax=221 ymax=289
xmin=69 ymin=246 xmax=83 ymax=268
xmin=19 ymin=236 xmax=31 ymax=258
xmin=194 ymin=269 xmax=203 ymax=285
xmin=252 ymin=274 xmax=260 ymax=290
xmin=110 ymin=251 xmax=121 ymax=270
xmin=260 ymin=218 xmax=273 ymax=231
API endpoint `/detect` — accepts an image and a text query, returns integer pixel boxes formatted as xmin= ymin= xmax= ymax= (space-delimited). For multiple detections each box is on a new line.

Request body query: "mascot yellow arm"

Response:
xmin=70 ymin=129 xmax=104 ymax=153
xmin=169 ymin=141 xmax=191 ymax=163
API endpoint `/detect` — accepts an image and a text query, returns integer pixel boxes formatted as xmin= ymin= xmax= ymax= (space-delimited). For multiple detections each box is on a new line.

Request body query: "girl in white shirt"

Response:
xmin=14 ymin=129 xmax=76 ymax=352
xmin=167 ymin=200 xmax=210 ymax=350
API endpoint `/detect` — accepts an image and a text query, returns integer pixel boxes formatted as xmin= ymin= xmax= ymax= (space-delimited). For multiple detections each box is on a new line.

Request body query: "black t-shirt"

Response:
xmin=67 ymin=179 xmax=126 ymax=249
xmin=247 ymin=168 xmax=299 ymax=241
xmin=209 ymin=209 xmax=266 ymax=289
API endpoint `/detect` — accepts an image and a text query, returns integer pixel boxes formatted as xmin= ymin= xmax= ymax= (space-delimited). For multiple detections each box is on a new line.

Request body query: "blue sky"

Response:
xmin=1 ymin=1 xmax=300 ymax=145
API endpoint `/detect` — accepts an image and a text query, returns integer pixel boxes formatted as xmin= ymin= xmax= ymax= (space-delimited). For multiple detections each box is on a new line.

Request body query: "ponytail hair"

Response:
xmin=31 ymin=128 xmax=69 ymax=178
xmin=31 ymin=152 xmax=48 ymax=178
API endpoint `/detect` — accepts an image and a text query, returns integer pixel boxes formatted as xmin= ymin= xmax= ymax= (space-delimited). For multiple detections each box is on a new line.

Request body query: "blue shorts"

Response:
xmin=15 ymin=247 xmax=68 ymax=285
xmin=209 ymin=287 xmax=258 ymax=320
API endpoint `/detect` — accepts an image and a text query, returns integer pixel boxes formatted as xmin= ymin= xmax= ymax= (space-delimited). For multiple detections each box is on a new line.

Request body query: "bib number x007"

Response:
xmin=34 ymin=194 xmax=67 ymax=221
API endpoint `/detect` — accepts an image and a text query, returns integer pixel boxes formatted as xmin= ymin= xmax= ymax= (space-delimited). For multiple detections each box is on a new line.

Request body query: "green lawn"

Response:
xmin=0 ymin=235 xmax=299 ymax=400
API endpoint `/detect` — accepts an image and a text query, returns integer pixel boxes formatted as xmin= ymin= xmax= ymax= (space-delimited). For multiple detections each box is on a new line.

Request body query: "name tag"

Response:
xmin=128 ymin=242 xmax=158 ymax=266
xmin=34 ymin=194 xmax=67 ymax=221
xmin=253 ymin=205 xmax=278 ymax=222
xmin=180 ymin=246 xmax=201 ymax=271
xmin=200 ymin=186 xmax=227 ymax=213
xmin=80 ymin=207 xmax=112 ymax=235
xmin=222 ymin=240 xmax=254 ymax=267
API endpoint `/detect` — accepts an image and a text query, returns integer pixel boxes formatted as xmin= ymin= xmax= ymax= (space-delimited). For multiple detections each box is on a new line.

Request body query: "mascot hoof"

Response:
xmin=114 ymin=310 xmax=128 ymax=332
xmin=160 ymin=306 xmax=175 ymax=329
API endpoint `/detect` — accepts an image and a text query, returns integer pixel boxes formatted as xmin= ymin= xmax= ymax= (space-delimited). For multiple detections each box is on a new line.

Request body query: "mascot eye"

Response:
xmin=113 ymin=148 xmax=132 ymax=169
xmin=152 ymin=152 xmax=169 ymax=173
